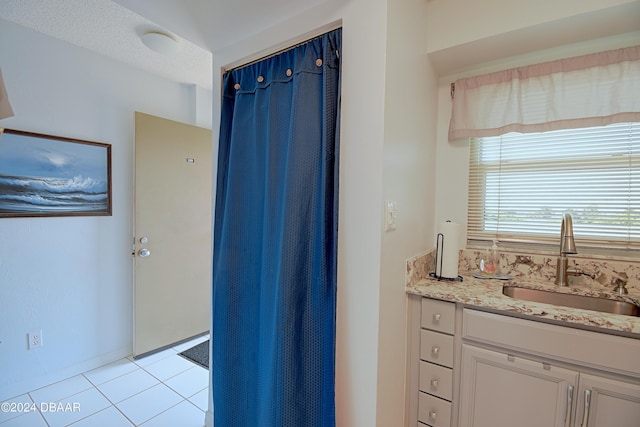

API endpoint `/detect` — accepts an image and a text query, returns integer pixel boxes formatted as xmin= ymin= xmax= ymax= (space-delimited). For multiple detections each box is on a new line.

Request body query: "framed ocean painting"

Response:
xmin=0 ymin=129 xmax=112 ymax=217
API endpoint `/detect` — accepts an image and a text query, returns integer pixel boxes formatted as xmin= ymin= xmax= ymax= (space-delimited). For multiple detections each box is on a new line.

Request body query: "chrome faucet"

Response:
xmin=555 ymin=213 xmax=577 ymax=286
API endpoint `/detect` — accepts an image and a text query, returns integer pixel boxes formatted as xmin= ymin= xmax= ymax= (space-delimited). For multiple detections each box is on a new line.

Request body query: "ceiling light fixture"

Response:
xmin=141 ymin=31 xmax=179 ymax=55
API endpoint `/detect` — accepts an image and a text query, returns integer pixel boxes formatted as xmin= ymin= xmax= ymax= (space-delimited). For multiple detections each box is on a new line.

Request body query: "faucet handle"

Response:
xmin=567 ymin=267 xmax=596 ymax=280
xmin=612 ymin=278 xmax=629 ymax=295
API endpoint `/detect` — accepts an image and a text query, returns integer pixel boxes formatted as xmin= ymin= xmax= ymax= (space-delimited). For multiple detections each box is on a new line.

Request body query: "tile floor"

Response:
xmin=0 ymin=335 xmax=210 ymax=427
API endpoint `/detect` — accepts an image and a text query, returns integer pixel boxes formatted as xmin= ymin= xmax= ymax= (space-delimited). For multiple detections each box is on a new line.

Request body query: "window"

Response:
xmin=468 ymin=122 xmax=640 ymax=250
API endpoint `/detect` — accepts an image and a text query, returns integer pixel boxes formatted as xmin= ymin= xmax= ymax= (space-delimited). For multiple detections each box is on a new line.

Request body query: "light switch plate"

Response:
xmin=385 ymin=200 xmax=397 ymax=231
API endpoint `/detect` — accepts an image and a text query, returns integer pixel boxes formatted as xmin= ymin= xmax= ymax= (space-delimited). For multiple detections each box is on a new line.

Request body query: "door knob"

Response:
xmin=138 ymin=248 xmax=151 ymax=258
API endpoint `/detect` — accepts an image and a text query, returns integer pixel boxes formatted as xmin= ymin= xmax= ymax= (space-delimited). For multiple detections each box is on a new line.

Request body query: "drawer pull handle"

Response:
xmin=433 ymin=313 xmax=441 ymax=323
xmin=430 ymin=378 xmax=439 ymax=389
xmin=429 ymin=410 xmax=437 ymax=420
xmin=565 ymin=385 xmax=573 ymax=427
xmin=431 ymin=346 xmax=440 ymax=356
xmin=581 ymin=389 xmax=591 ymax=427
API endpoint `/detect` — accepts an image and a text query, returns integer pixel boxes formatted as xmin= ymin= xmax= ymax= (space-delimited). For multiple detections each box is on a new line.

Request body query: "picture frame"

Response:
xmin=0 ymin=128 xmax=112 ymax=217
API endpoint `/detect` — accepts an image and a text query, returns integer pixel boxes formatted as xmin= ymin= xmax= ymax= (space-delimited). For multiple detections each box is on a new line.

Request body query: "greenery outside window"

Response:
xmin=467 ymin=122 xmax=640 ymax=251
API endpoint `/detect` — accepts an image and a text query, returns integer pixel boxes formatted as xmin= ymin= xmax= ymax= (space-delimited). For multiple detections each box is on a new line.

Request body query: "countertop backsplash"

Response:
xmin=405 ymin=249 xmax=436 ymax=288
xmin=407 ymin=247 xmax=639 ymax=300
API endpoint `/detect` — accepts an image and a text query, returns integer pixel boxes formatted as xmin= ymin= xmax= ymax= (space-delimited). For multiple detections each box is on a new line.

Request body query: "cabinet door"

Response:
xmin=574 ymin=374 xmax=640 ymax=427
xmin=459 ymin=344 xmax=579 ymax=427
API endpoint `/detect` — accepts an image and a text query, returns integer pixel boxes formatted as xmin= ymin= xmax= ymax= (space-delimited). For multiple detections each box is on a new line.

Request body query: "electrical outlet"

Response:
xmin=28 ymin=330 xmax=43 ymax=350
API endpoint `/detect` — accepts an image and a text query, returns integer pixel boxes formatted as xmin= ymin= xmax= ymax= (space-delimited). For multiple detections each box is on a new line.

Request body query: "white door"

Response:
xmin=459 ymin=344 xmax=579 ymax=427
xmin=133 ymin=112 xmax=212 ymax=357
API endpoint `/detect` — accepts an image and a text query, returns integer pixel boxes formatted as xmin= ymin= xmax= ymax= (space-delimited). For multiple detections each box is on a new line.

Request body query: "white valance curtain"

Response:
xmin=448 ymin=45 xmax=640 ymax=141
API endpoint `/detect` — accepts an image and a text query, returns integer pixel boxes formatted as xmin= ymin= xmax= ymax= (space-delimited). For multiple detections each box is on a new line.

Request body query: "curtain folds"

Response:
xmin=212 ymin=28 xmax=341 ymax=427
xmin=449 ymin=45 xmax=640 ymax=141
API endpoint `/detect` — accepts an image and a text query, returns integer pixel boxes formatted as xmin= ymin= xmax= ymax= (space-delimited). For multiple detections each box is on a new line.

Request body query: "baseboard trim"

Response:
xmin=205 ymin=409 xmax=213 ymax=427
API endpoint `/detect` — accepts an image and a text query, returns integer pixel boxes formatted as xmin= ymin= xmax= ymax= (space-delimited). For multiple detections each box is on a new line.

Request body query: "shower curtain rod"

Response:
xmin=228 ymin=37 xmax=319 ymax=72
xmin=223 ymin=21 xmax=342 ymax=73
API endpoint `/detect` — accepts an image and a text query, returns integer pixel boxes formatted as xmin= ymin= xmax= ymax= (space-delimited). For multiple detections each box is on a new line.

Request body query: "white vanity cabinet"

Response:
xmin=459 ymin=308 xmax=640 ymax=427
xmin=418 ymin=298 xmax=456 ymax=427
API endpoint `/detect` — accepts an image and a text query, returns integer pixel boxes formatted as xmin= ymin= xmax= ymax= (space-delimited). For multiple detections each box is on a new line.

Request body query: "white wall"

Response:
xmin=0 ymin=18 xmax=212 ymax=399
xmin=378 ymin=0 xmax=436 ymax=425
xmin=425 ymin=0 xmax=638 ymax=54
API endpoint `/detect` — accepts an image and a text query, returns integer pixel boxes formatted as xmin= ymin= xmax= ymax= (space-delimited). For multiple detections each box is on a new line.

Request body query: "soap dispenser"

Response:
xmin=480 ymin=239 xmax=500 ymax=277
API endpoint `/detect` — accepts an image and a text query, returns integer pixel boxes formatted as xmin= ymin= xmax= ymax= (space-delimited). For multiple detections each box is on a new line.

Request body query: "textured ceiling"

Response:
xmin=0 ymin=0 xmax=213 ymax=89
xmin=0 ymin=0 xmax=329 ymax=91
xmin=111 ymin=0 xmax=328 ymax=52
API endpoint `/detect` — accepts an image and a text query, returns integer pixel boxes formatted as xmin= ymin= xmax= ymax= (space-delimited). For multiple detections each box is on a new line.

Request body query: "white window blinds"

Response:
xmin=468 ymin=122 xmax=640 ymax=250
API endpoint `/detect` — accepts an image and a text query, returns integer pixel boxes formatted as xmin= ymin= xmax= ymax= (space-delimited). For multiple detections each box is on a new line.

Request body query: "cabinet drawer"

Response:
xmin=420 ymin=330 xmax=454 ymax=368
xmin=418 ymin=391 xmax=451 ymax=427
xmin=462 ymin=308 xmax=640 ymax=377
xmin=419 ymin=361 xmax=453 ymax=401
xmin=421 ymin=298 xmax=455 ymax=334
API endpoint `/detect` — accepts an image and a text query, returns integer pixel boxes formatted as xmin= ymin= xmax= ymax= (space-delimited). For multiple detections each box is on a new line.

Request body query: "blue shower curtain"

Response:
xmin=212 ymin=29 xmax=341 ymax=427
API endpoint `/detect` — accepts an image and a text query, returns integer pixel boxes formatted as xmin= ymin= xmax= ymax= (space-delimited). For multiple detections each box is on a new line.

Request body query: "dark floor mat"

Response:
xmin=178 ymin=340 xmax=209 ymax=369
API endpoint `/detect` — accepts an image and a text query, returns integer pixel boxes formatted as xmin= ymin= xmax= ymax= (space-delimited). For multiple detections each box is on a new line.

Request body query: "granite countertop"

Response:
xmin=406 ymin=273 xmax=640 ymax=337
